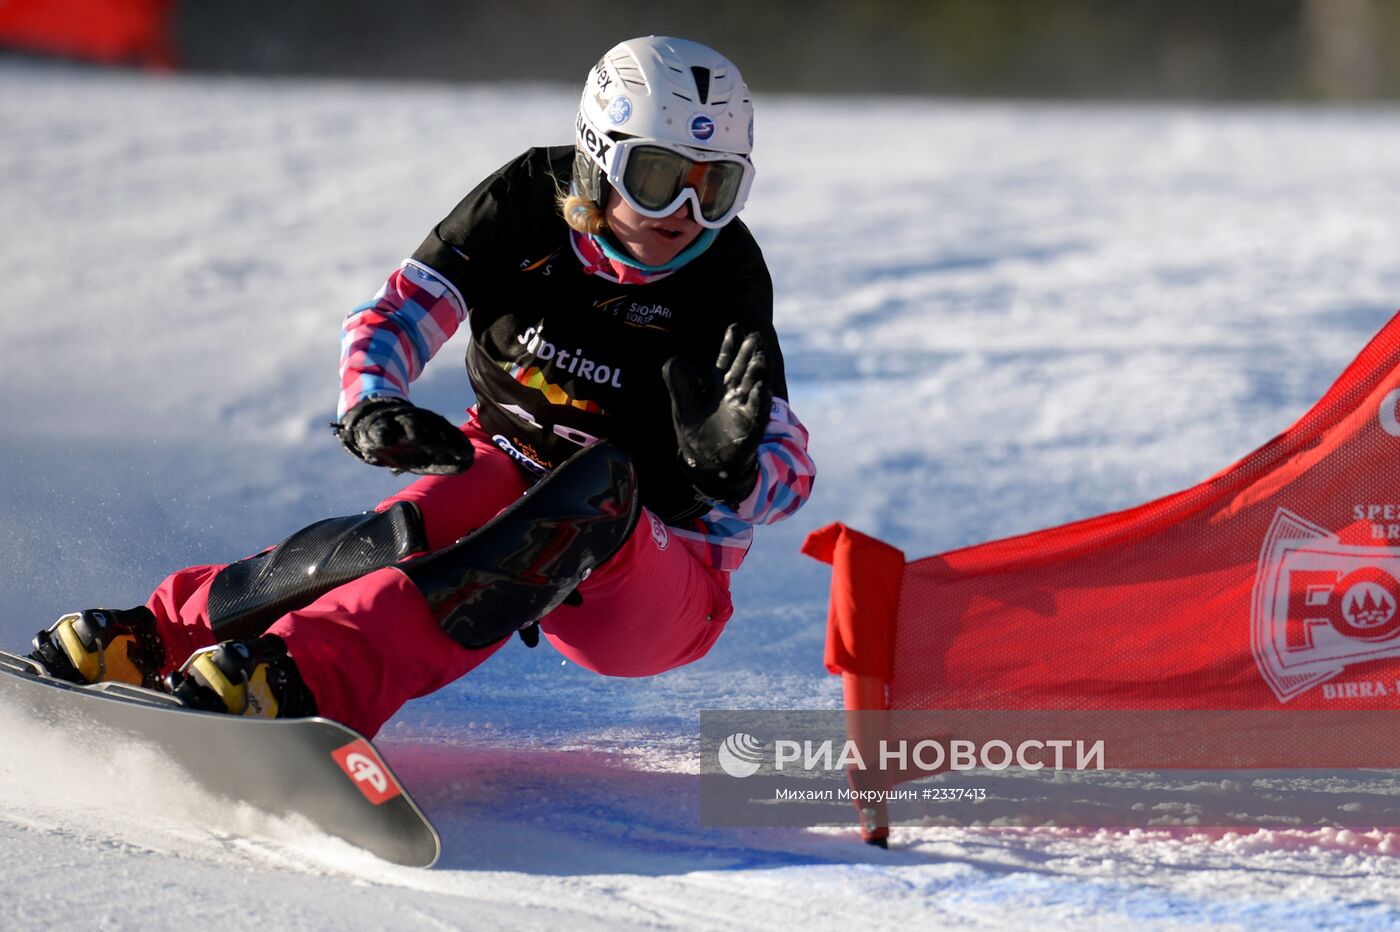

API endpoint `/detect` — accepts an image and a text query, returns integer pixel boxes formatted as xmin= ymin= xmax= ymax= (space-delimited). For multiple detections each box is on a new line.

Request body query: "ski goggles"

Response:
xmin=606 ymin=139 xmax=755 ymax=229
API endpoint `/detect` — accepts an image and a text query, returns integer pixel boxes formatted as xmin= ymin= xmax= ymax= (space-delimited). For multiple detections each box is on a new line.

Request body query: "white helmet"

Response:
xmin=574 ymin=36 xmax=756 ymax=229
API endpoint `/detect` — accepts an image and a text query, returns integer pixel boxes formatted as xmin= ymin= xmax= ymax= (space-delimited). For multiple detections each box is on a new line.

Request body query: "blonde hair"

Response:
xmin=558 ymin=190 xmax=608 ymax=235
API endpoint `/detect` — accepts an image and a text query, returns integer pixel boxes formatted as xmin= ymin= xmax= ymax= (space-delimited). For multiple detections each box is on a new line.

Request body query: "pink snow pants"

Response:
xmin=142 ymin=420 xmax=734 ymax=736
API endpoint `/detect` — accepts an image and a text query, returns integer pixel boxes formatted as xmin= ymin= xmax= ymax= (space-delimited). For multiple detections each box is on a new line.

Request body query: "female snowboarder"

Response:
xmin=28 ymin=35 xmax=815 ymax=737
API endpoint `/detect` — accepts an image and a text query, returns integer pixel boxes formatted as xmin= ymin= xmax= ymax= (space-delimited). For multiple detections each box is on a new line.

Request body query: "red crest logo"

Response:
xmin=1252 ymin=509 xmax=1400 ymax=701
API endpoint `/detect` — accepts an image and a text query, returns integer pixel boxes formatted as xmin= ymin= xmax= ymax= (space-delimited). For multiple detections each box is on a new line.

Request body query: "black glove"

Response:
xmin=333 ymin=397 xmax=475 ymax=475
xmin=662 ymin=324 xmax=772 ymax=505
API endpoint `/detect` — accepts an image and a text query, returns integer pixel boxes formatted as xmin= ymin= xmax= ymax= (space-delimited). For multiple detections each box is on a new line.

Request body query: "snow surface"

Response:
xmin=3 ymin=61 xmax=1400 ymax=929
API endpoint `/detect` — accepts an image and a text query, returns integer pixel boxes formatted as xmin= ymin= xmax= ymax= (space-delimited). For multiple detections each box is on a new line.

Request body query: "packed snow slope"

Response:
xmin=3 ymin=61 xmax=1400 ymax=929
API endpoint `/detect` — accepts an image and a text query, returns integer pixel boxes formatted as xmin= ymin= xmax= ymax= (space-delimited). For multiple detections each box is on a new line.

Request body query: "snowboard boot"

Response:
xmin=168 ymin=635 xmax=317 ymax=718
xmin=30 ymin=607 xmax=165 ymax=689
xmin=396 ymin=441 xmax=640 ymax=649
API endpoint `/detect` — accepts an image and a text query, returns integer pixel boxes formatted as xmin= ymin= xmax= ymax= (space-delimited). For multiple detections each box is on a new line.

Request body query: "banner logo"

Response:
xmin=1252 ymin=509 xmax=1400 ymax=701
xmin=1380 ymin=387 xmax=1400 ymax=437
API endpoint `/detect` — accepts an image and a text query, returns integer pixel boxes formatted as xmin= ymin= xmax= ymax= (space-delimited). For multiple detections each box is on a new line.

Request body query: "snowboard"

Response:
xmin=0 ymin=649 xmax=440 ymax=867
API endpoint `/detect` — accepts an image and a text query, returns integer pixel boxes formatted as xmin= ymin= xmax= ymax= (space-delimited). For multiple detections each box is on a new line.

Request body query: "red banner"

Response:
xmin=0 ymin=0 xmax=176 ymax=67
xmin=807 ymin=312 xmax=1400 ymax=712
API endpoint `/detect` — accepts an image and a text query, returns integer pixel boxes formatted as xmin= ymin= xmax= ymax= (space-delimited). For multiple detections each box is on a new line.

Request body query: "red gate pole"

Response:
xmin=803 ymin=522 xmax=905 ymax=848
xmin=843 ymin=671 xmax=891 ymax=847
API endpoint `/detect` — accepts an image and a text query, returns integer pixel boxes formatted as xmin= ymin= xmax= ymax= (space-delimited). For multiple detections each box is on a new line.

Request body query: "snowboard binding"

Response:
xmin=29 ymin=607 xmax=165 ymax=690
xmin=167 ymin=635 xmax=317 ymax=718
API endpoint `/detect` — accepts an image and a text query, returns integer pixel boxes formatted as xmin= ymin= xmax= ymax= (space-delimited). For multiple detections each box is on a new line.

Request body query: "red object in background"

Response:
xmin=805 ymin=311 xmax=1400 ymax=841
xmin=0 ymin=0 xmax=177 ymax=68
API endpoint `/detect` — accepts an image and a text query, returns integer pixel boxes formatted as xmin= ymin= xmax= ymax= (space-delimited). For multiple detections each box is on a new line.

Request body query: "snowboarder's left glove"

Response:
xmin=662 ymin=324 xmax=772 ymax=506
xmin=333 ymin=397 xmax=475 ymax=475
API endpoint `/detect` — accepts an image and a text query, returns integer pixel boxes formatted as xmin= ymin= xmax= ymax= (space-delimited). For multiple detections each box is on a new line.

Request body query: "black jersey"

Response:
xmin=411 ymin=147 xmax=787 ymax=525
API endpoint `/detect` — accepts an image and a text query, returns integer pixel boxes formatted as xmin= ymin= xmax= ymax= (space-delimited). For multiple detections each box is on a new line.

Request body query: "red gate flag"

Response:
xmin=0 ymin=0 xmax=176 ymax=68
xmin=805 ymin=311 xmax=1400 ymax=713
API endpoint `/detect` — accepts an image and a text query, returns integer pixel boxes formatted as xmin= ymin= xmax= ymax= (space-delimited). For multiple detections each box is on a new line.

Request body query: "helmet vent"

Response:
xmin=690 ymin=66 xmax=711 ymax=104
xmin=611 ymin=57 xmax=649 ymax=92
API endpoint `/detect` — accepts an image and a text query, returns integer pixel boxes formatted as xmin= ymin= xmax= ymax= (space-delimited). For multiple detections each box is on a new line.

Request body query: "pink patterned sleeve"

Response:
xmin=719 ymin=396 xmax=817 ymax=526
xmin=337 ymin=260 xmax=468 ymax=417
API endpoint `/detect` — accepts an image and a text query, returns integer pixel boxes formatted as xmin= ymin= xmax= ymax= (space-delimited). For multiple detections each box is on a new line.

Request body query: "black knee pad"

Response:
xmin=208 ymin=501 xmax=427 ymax=641
xmin=397 ymin=443 xmax=639 ymax=649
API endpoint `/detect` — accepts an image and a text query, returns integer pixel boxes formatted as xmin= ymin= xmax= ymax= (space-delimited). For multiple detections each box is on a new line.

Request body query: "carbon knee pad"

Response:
xmin=208 ymin=501 xmax=427 ymax=641
xmin=397 ymin=443 xmax=639 ymax=650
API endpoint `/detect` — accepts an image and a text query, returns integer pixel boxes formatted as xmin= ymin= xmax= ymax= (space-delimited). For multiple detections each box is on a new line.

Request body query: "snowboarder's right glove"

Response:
xmin=662 ymin=324 xmax=772 ymax=507
xmin=333 ymin=396 xmax=475 ymax=475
